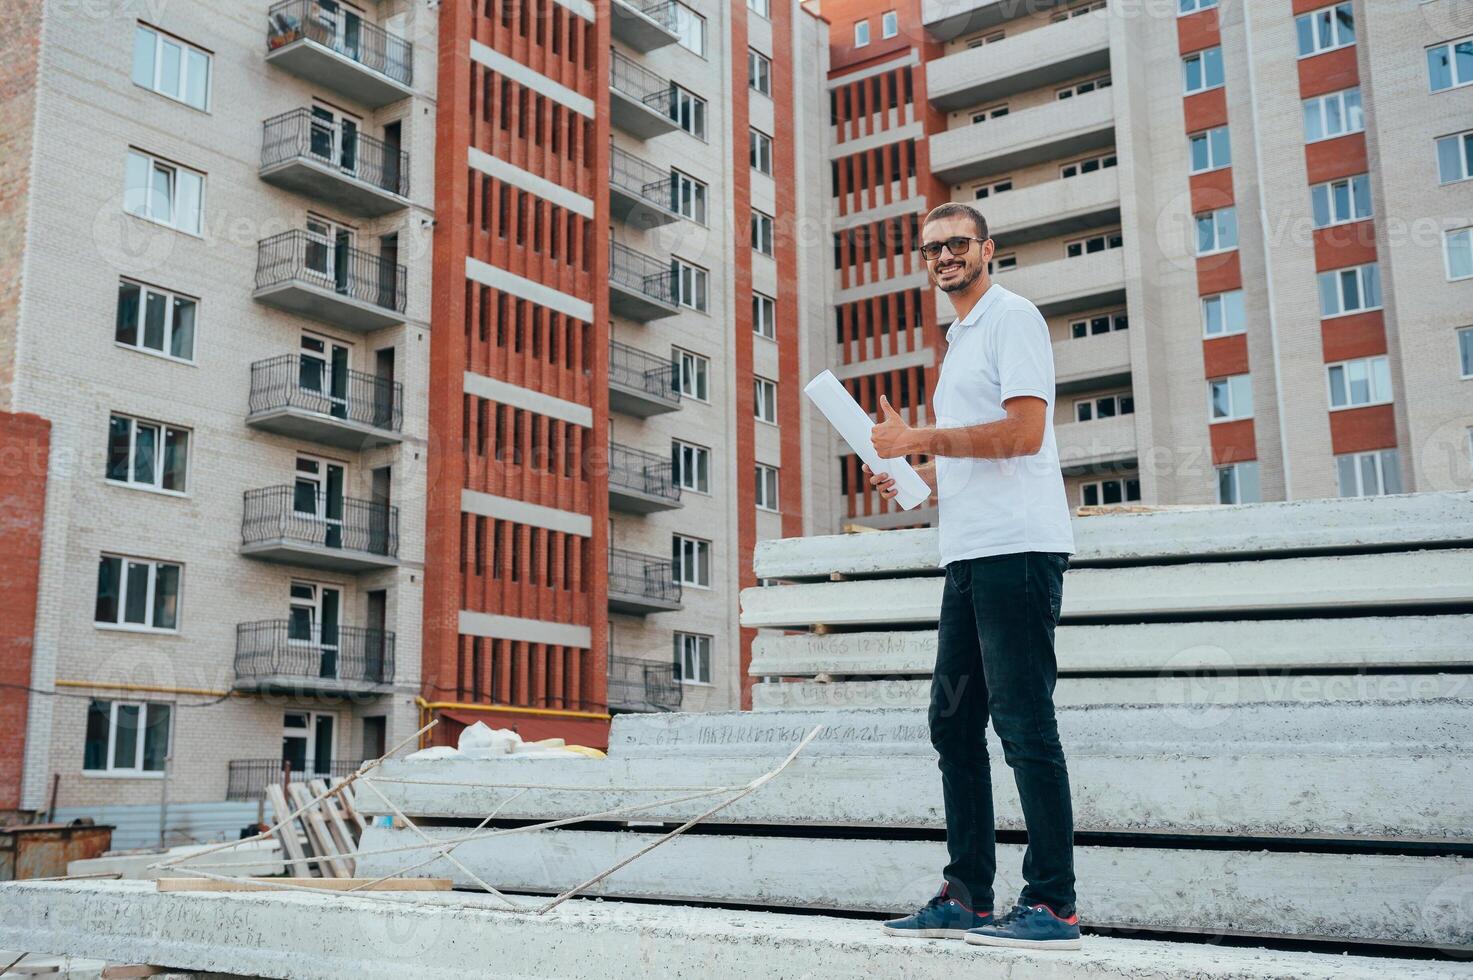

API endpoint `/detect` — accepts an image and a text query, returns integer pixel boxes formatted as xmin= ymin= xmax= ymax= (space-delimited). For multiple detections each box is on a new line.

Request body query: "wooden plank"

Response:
xmin=156 ymin=877 xmax=452 ymax=893
xmin=310 ymin=779 xmax=358 ymax=876
xmin=749 ymin=615 xmax=1473 ymax=677
xmin=265 ymin=783 xmax=312 ymax=880
xmin=288 ymin=784 xmax=348 ymax=879
xmin=740 ymin=550 xmax=1473 ymax=628
xmin=356 ymin=827 xmax=1472 ymax=949
xmin=335 ymin=780 xmax=369 ymax=836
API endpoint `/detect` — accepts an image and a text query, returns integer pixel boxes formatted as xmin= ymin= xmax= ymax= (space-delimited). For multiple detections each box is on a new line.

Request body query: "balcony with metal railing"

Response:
xmin=607 ymin=656 xmax=682 ymax=712
xmin=254 ymin=229 xmax=407 ymax=331
xmin=608 ymin=442 xmax=681 ymax=514
xmin=247 ymin=354 xmax=403 ymax=448
xmin=259 ymin=109 xmax=410 ymax=216
xmin=608 ymin=547 xmax=682 ymax=615
xmin=266 ymin=0 xmax=413 ymax=107
xmin=928 ymin=86 xmax=1115 ymax=185
xmin=226 ymin=758 xmax=364 ymax=802
xmin=609 ymin=241 xmax=679 ymax=321
xmin=611 ymin=0 xmax=680 ymax=52
xmin=610 ymin=49 xmax=680 ymax=139
xmin=609 ymin=144 xmax=680 ymax=229
xmin=241 ymin=486 xmax=400 ymax=572
xmin=233 ymin=619 xmax=396 ymax=697
xmin=608 ymin=340 xmax=680 ymax=417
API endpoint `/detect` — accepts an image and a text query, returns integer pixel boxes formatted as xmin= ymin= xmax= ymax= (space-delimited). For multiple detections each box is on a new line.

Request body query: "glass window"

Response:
xmin=755 ymin=463 xmax=779 ymax=511
xmin=1202 ymin=290 xmax=1245 ymax=337
xmin=751 ymin=210 xmax=774 ymax=256
xmin=882 ymin=11 xmax=898 ymax=38
xmin=1189 ymin=126 xmax=1231 ymax=173
xmin=1179 ymin=0 xmax=1218 ymax=12
xmin=1459 ymin=327 xmax=1473 ymax=378
xmin=1428 ymin=37 xmax=1473 ymax=92
xmin=1195 ymin=207 xmax=1238 ymax=254
xmin=753 ymin=292 xmax=776 ymax=339
xmin=1295 ymin=3 xmax=1354 ymax=57
xmin=754 ymin=377 xmax=778 ymax=423
xmin=131 ymin=25 xmax=210 ymax=110
xmin=106 ymin=414 xmax=189 ymax=492
xmin=747 ymin=0 xmax=769 ymax=18
xmin=1310 ymin=174 xmax=1372 ymax=228
xmin=672 ymin=258 xmax=708 ymax=311
xmin=748 ymin=49 xmax=771 ymax=96
xmin=673 ymin=440 xmax=710 ymax=493
xmin=1437 ymin=130 xmax=1473 ymax=184
xmin=1216 ymin=461 xmax=1260 ymax=504
xmin=1317 ymin=263 xmax=1381 ymax=317
xmin=1303 ymin=88 xmax=1363 ymax=143
xmin=1208 ymin=374 xmax=1253 ymax=421
xmin=1327 ymin=355 xmax=1393 ymax=408
xmin=854 ymin=20 xmax=871 ymax=47
xmin=672 ymin=170 xmax=707 ymax=224
xmin=124 ymin=149 xmax=203 ymax=234
xmin=673 ymin=535 xmax=711 ymax=587
xmin=1183 ymin=47 xmax=1224 ymax=94
xmin=1446 ymin=228 xmax=1473 ymax=280
xmin=95 ymin=554 xmax=181 ymax=630
xmin=115 ymin=280 xmax=195 ymax=361
xmin=670 ymin=85 xmax=706 ymax=139
xmin=674 ymin=348 xmax=709 ymax=401
xmin=671 ymin=2 xmax=705 ymax=56
xmin=674 ymin=632 xmax=712 ymax=685
xmin=1337 ymin=450 xmax=1401 ymax=497
xmin=750 ymin=129 xmax=773 ymax=174
xmin=83 ymin=699 xmax=172 ymax=773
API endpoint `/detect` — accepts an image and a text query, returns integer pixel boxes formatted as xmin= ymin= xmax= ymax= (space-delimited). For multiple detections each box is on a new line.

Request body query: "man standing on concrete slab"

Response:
xmin=867 ymin=202 xmax=1080 ymax=951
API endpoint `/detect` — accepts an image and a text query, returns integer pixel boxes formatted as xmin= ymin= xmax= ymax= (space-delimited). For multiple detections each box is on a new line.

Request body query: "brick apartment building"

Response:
xmin=824 ymin=0 xmax=1473 ymax=527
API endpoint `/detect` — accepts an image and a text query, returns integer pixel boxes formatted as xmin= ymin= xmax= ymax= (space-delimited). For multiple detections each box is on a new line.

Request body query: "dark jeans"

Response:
xmin=930 ymin=550 xmax=1075 ymax=918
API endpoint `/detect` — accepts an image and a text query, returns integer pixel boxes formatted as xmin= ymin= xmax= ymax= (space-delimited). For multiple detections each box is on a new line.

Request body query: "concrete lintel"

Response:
xmin=461 ymin=488 xmax=592 ymax=537
xmin=468 ymin=147 xmax=595 ymax=217
xmin=462 ymin=371 xmax=593 ymax=428
xmin=470 ymin=41 xmax=593 ymax=117
xmin=457 ymin=611 xmax=591 ymax=649
xmin=465 ymin=257 xmax=595 ymax=323
xmin=2 ymin=881 xmax=1464 ymax=980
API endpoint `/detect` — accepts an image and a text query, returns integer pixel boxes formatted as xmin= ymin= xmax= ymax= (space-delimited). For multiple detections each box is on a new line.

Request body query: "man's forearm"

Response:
xmin=913 ymin=460 xmax=937 ymax=492
xmin=906 ymin=418 xmax=1040 ymax=461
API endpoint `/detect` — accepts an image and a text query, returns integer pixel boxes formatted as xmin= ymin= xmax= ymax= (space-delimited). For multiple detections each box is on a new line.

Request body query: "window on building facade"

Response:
xmin=1446 ymin=227 xmax=1473 ymax=280
xmin=1296 ymin=3 xmax=1354 ymax=57
xmin=670 ymin=84 xmax=707 ymax=139
xmin=1337 ymin=449 xmax=1402 ymax=497
xmin=1327 ymin=355 xmax=1393 ymax=409
xmin=1428 ymin=36 xmax=1473 ymax=92
xmin=1080 ymin=476 xmax=1141 ymax=506
xmin=83 ymin=699 xmax=171 ymax=773
xmin=1437 ymin=130 xmax=1473 ymax=183
xmin=1057 ymin=75 xmax=1110 ymax=99
xmin=754 ymin=376 xmax=778 ymax=423
xmin=673 ymin=632 xmax=712 ymax=684
xmin=124 ymin=149 xmax=203 ymax=235
xmin=755 ymin=463 xmax=779 ymax=510
xmin=674 ymin=347 xmax=709 ymax=400
xmin=971 ymin=104 xmax=1009 ymax=124
xmin=671 ymin=2 xmax=705 ymax=56
xmin=132 ymin=24 xmax=210 ymax=110
xmin=1196 ymin=207 xmax=1238 ymax=254
xmin=1202 ymin=290 xmax=1245 ymax=337
xmin=1216 ymin=461 xmax=1260 ymax=504
xmin=1179 ymin=0 xmax=1218 ymax=13
xmin=1070 ymin=311 xmax=1128 ymax=338
xmin=106 ymin=414 xmax=189 ymax=492
xmin=1311 ymin=174 xmax=1372 ymax=228
xmin=753 ymin=292 xmax=776 ymax=339
xmin=972 ymin=178 xmax=1013 ymax=199
xmin=672 ymin=170 xmax=707 ymax=224
xmin=1061 ymin=153 xmax=1116 ymax=178
xmin=1318 ymin=263 xmax=1381 ymax=317
xmin=749 ymin=49 xmax=771 ymax=96
xmin=1074 ymin=393 xmax=1134 ymax=422
xmin=1183 ymin=47 xmax=1224 ymax=94
xmin=1459 ymin=326 xmax=1473 ymax=378
xmin=854 ymin=20 xmax=870 ymax=47
xmin=1303 ymin=88 xmax=1363 ymax=143
xmin=115 ymin=280 xmax=196 ymax=361
xmin=1209 ymin=374 xmax=1253 ymax=421
xmin=1065 ymin=231 xmax=1123 ymax=257
xmin=672 ymin=258 xmax=708 ymax=311
xmin=747 ymin=0 xmax=769 ymax=17
xmin=673 ymin=535 xmax=711 ymax=587
xmin=752 ymin=210 xmax=775 ymax=256
xmin=750 ymin=128 xmax=773 ymax=174
xmin=882 ymin=11 xmax=898 ymax=38
xmin=95 ymin=554 xmax=181 ymax=631
xmin=673 ymin=440 xmax=710 ymax=493
xmin=1189 ymin=126 xmax=1231 ymax=173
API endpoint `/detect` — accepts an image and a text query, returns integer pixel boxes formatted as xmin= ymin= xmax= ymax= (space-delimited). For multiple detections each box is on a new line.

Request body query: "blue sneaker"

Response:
xmin=882 ymin=885 xmax=991 ymax=939
xmin=964 ymin=903 xmax=1082 ymax=950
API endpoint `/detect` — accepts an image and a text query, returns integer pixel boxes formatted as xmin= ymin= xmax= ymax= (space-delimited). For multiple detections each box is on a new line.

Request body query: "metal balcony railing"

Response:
xmin=226 ymin=757 xmax=365 ymax=802
xmin=609 ymin=548 xmax=681 ymax=605
xmin=610 ymin=144 xmax=677 ymax=211
xmin=261 ymin=108 xmax=410 ymax=198
xmin=610 ymin=48 xmax=674 ymax=115
xmin=249 ymin=354 xmax=403 ymax=433
xmin=242 ymin=486 xmax=400 ymax=558
xmin=608 ymin=442 xmax=679 ymax=502
xmin=266 ymin=0 xmax=413 ymax=86
xmin=608 ymin=656 xmax=682 ymax=712
xmin=609 ymin=241 xmax=676 ymax=307
xmin=616 ymin=0 xmax=680 ymax=31
xmin=235 ymin=619 xmax=396 ymax=687
xmin=608 ymin=341 xmax=679 ymax=404
xmin=255 ymin=230 xmax=407 ymax=313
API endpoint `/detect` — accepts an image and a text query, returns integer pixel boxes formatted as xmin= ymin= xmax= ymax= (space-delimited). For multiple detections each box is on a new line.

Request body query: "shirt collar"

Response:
xmin=944 ymin=283 xmax=1003 ymax=344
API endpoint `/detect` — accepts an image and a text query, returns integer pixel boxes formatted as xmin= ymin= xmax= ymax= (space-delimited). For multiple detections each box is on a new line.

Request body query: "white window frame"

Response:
xmin=671 ymin=84 xmax=707 ymax=140
xmin=754 ymin=376 xmax=778 ymax=424
xmin=671 ymin=1 xmax=705 ymax=56
xmin=1060 ymin=153 xmax=1116 ymax=178
xmin=94 ymin=554 xmax=182 ymax=633
xmin=755 ymin=463 xmax=779 ymax=511
xmin=1201 ymin=290 xmax=1246 ymax=338
xmin=1296 ymin=3 xmax=1355 ymax=58
xmin=1189 ymin=126 xmax=1231 ymax=174
xmin=672 ymin=257 xmax=708 ymax=312
xmin=83 ymin=699 xmax=172 ymax=776
xmin=1196 ymin=206 xmax=1238 ymax=256
xmin=748 ymin=49 xmax=771 ymax=96
xmin=1459 ymin=326 xmax=1473 ymax=379
xmin=282 ymin=710 xmax=338 ymax=778
xmin=1302 ymin=88 xmax=1363 ymax=143
xmin=1311 ymin=174 xmax=1372 ymax=229
xmin=750 ymin=128 xmax=773 ymax=175
xmin=1056 ymin=75 xmax=1111 ymax=100
xmin=1337 ymin=449 xmax=1401 ymax=497
xmin=972 ymin=178 xmax=1013 ymax=200
xmin=672 ymin=169 xmax=707 ymax=225
xmin=752 ymin=210 xmax=775 ymax=256
xmin=1052 ymin=0 xmax=1106 ymax=21
xmin=673 ymin=535 xmax=712 ymax=588
xmin=673 ymin=440 xmax=711 ymax=494
xmin=674 ymin=347 xmax=709 ymax=401
xmin=1069 ymin=310 xmax=1128 ymax=339
xmin=131 ymin=24 xmax=211 ymax=111
xmin=1446 ymin=227 xmax=1473 ymax=282
xmin=1326 ymin=354 xmax=1393 ymax=410
xmin=970 ymin=104 xmax=1009 ymax=125
xmin=674 ymin=631 xmax=713 ymax=685
xmin=1079 ymin=476 xmax=1141 ymax=507
xmin=747 ymin=0 xmax=769 ymax=18
xmin=753 ymin=292 xmax=777 ymax=340
xmin=1216 ymin=461 xmax=1261 ymax=504
xmin=1318 ymin=263 xmax=1381 ymax=318
xmin=1437 ymin=130 xmax=1473 ymax=184
xmin=1073 ymin=393 xmax=1134 ymax=423
xmin=1179 ymin=0 xmax=1218 ymax=13
xmin=854 ymin=19 xmax=871 ymax=47
xmin=1183 ymin=47 xmax=1224 ymax=94
xmin=115 ymin=279 xmax=197 ymax=363
xmin=124 ymin=149 xmax=203 ymax=236
xmin=106 ymin=414 xmax=190 ymax=494
xmin=965 ymin=30 xmax=1005 ymax=48
xmin=1065 ymin=231 xmax=1123 ymax=258
xmin=991 ymin=253 xmax=1018 ymax=272
xmin=881 ymin=10 xmax=898 ymax=38
xmin=1208 ymin=373 xmax=1254 ymax=422
xmin=1428 ymin=36 xmax=1473 ymax=93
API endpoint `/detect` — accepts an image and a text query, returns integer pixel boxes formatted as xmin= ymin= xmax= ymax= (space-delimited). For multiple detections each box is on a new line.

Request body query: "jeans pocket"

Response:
xmin=946 ymin=560 xmax=971 ymax=593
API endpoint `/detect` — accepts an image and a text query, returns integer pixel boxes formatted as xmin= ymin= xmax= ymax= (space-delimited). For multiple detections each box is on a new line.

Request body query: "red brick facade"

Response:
xmin=0 ymin=412 xmax=49 ymax=811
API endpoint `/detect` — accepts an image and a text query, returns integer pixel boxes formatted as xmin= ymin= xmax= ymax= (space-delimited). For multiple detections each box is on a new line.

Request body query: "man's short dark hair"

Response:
xmin=923 ymin=202 xmax=988 ymax=241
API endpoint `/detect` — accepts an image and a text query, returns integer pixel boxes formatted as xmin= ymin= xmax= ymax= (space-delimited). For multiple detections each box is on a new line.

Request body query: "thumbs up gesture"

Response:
xmin=870 ymin=394 xmax=917 ymax=458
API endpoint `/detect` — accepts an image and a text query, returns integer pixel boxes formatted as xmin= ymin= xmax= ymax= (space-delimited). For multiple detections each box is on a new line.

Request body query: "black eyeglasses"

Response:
xmin=919 ymin=236 xmax=988 ymax=261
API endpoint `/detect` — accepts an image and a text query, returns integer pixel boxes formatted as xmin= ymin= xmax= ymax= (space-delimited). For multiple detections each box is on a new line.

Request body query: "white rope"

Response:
xmin=363 ymin=775 xmax=733 ymax=793
xmin=347 ymin=789 xmax=530 ymax=896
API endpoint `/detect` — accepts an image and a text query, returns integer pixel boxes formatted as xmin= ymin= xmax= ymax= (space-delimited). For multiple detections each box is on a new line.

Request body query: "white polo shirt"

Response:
xmin=931 ymin=283 xmax=1075 ymax=566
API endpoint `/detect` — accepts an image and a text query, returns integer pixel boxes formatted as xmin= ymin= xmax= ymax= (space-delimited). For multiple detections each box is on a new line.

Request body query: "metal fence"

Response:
xmin=607 ymin=656 xmax=682 ymax=712
xmin=608 ymin=443 xmax=679 ymax=503
xmin=608 ymin=341 xmax=679 ymax=404
xmin=226 ymin=758 xmax=364 ymax=802
xmin=266 ymin=0 xmax=413 ymax=86
xmin=610 ymin=144 xmax=676 ymax=211
xmin=609 ymin=241 xmax=676 ymax=307
xmin=255 ymin=230 xmax=407 ymax=313
xmin=610 ymin=48 xmax=673 ymax=115
xmin=234 ymin=619 xmax=395 ymax=686
xmin=242 ymin=486 xmax=399 ymax=558
xmin=615 ymin=0 xmax=680 ymax=31
xmin=249 ymin=354 xmax=403 ymax=433
xmin=608 ymin=547 xmax=681 ymax=605
xmin=261 ymin=108 xmax=409 ymax=198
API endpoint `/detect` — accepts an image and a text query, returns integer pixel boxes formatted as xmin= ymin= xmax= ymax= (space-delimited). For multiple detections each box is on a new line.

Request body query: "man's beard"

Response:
xmin=935 ymin=261 xmax=982 ymax=293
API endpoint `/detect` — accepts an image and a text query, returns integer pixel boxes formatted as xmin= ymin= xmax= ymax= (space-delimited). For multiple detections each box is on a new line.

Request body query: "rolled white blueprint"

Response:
xmin=804 ymin=370 xmax=931 ymax=510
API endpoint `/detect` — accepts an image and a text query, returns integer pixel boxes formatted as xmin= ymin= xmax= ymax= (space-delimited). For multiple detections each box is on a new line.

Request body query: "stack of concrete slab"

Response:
xmin=344 ymin=492 xmax=1473 ymax=956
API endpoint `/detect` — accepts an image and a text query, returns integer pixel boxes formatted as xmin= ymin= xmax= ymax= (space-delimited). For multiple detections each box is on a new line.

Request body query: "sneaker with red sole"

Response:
xmin=882 ymin=885 xmax=992 ymax=940
xmin=964 ymin=903 xmax=1082 ymax=950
